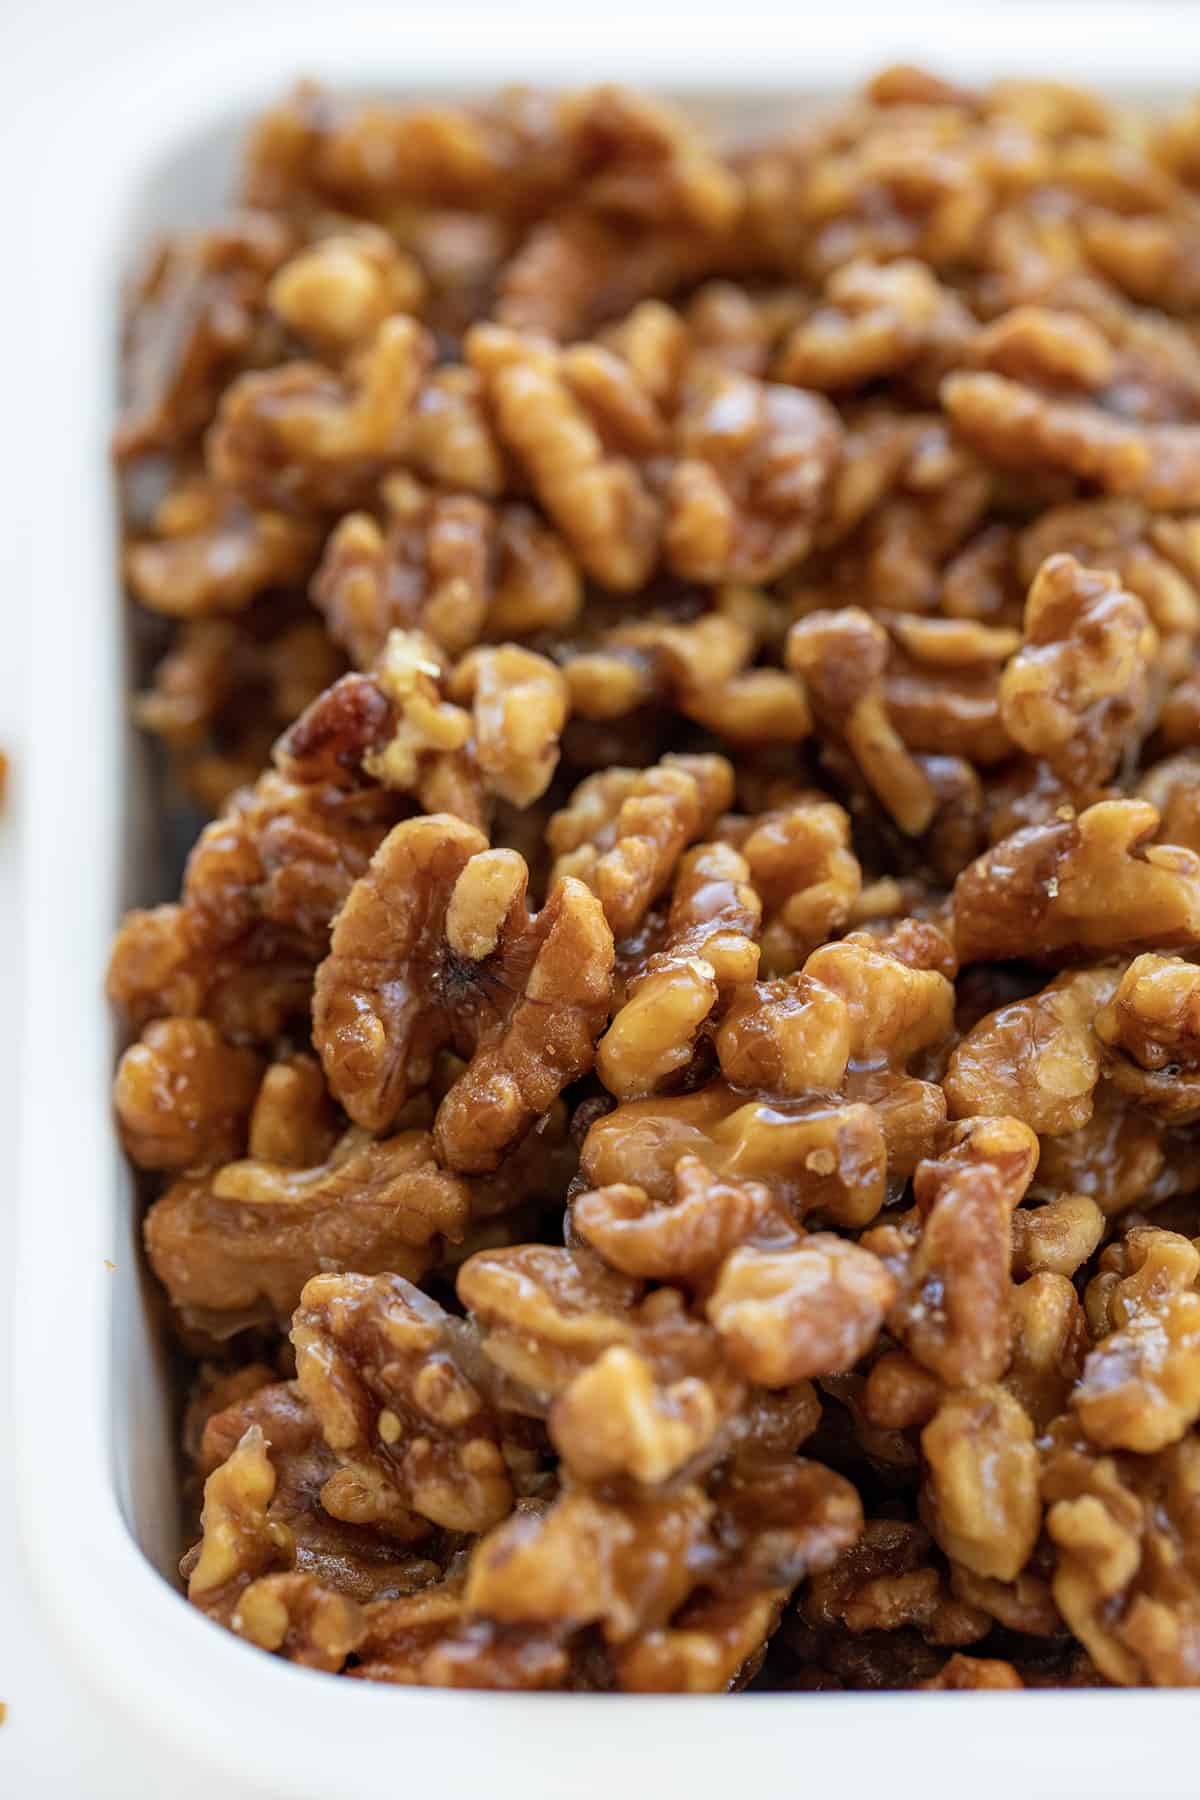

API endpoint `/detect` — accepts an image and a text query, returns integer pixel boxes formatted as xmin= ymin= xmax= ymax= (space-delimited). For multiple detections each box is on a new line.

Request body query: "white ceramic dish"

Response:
xmin=14 ymin=9 xmax=1200 ymax=1796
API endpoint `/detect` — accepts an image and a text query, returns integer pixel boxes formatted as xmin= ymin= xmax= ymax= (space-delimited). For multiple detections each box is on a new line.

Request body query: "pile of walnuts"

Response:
xmin=111 ymin=68 xmax=1200 ymax=1692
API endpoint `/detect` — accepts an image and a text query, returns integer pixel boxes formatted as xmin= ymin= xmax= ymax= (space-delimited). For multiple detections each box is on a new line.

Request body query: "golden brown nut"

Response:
xmin=944 ymin=968 xmax=1117 ymax=1135
xmin=548 ymin=753 xmax=734 ymax=940
xmin=1043 ymin=1422 xmax=1200 ymax=1686
xmin=801 ymin=1518 xmax=989 ymax=1648
xmin=706 ymin=1236 xmax=896 ymax=1385
xmin=665 ymin=368 xmax=842 ymax=582
xmin=921 ymin=1386 xmax=1041 ymax=1581
xmin=954 ymin=800 xmax=1200 ymax=962
xmin=776 ymin=259 xmax=971 ymax=392
xmin=125 ymin=475 xmax=321 ymax=618
xmin=787 ymin=609 xmax=936 ymax=835
xmin=1094 ymin=954 xmax=1200 ymax=1121
xmin=718 ymin=798 xmax=861 ymax=974
xmin=313 ymin=814 xmax=614 ymax=1168
xmin=114 ymin=1019 xmax=264 ymax=1170
xmin=209 ymin=315 xmax=433 ymax=512
xmin=144 ymin=1127 xmax=469 ymax=1325
xmin=999 ymin=554 xmax=1154 ymax=786
xmin=268 ymin=229 xmax=427 ymax=354
xmin=292 ymin=1271 xmax=513 ymax=1532
xmin=1074 ymin=1227 xmax=1200 ymax=1453
xmin=571 ymin=1157 xmax=786 ymax=1286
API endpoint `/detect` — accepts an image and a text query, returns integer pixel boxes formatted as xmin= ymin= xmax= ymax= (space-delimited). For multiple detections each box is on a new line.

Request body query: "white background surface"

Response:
xmin=3 ymin=3 xmax=1200 ymax=1795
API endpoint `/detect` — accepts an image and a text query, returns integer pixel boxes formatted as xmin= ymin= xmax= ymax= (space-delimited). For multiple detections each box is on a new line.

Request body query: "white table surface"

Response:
xmin=3 ymin=2 xmax=1197 ymax=1792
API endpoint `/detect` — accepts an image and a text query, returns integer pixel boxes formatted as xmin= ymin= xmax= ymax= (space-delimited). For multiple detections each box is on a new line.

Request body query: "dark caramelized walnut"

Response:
xmin=999 ymin=555 xmax=1155 ymax=786
xmin=292 ymin=1272 xmax=512 ymax=1532
xmin=953 ymin=800 xmax=1200 ymax=962
xmin=145 ymin=1127 xmax=470 ymax=1326
xmin=864 ymin=1116 xmax=1038 ymax=1387
xmin=313 ymin=815 xmax=613 ymax=1168
xmin=548 ymin=754 xmax=734 ymax=940
xmin=114 ymin=1019 xmax=264 ymax=1170
xmin=801 ymin=1519 xmax=989 ymax=1649
xmin=114 ymin=212 xmax=294 ymax=460
xmin=918 ymin=1653 xmax=1023 ymax=1690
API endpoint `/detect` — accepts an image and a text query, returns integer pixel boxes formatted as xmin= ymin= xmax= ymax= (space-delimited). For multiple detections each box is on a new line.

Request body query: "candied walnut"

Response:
xmin=125 ymin=475 xmax=321 ymax=618
xmin=446 ymin=644 xmax=568 ymax=807
xmin=114 ymin=1018 xmax=263 ymax=1170
xmin=706 ymin=1236 xmax=896 ymax=1386
xmin=467 ymin=323 xmax=661 ymax=590
xmin=880 ymin=613 xmax=1019 ymax=767
xmin=943 ymin=368 xmax=1200 ymax=511
xmin=802 ymin=1519 xmax=989 ymax=1649
xmin=1074 ymin=1228 xmax=1200 ymax=1453
xmin=1095 ymin=954 xmax=1200 ymax=1121
xmin=918 ymin=1654 xmax=1023 ymax=1690
xmin=776 ymin=259 xmax=971 ymax=392
xmin=454 ymin=1242 xmax=641 ymax=1397
xmin=597 ymin=842 xmax=760 ymax=1100
xmin=572 ymin=1157 xmax=787 ymax=1287
xmin=352 ymin=1583 xmax=569 ymax=1690
xmin=548 ymin=753 xmax=734 ymax=940
xmin=944 ymin=968 xmax=1117 ymax=1135
xmin=665 ymin=369 xmax=842 ymax=583
xmin=465 ymin=1486 xmax=712 ymax=1644
xmin=863 ymin=1350 xmax=942 ymax=1430
xmin=999 ymin=554 xmax=1154 ymax=786
xmin=787 ymin=609 xmax=936 ymax=835
xmin=803 ymin=933 xmax=955 ymax=1068
xmin=145 ymin=1127 xmax=469 ymax=1325
xmin=313 ymin=814 xmax=613 ymax=1168
xmin=1008 ymin=1271 xmax=1089 ymax=1429
xmin=229 ymin=1570 xmax=366 ymax=1672
xmin=1043 ymin=1423 xmax=1200 ymax=1686
xmin=292 ymin=1271 xmax=512 ymax=1532
xmin=866 ymin=1117 xmax=1038 ymax=1387
xmin=582 ymin=1084 xmax=888 ymax=1230
xmin=313 ymin=492 xmax=580 ymax=666
xmin=718 ymin=798 xmax=861 ymax=974
xmin=616 ymin=1590 xmax=786 ymax=1693
xmin=209 ymin=315 xmax=433 ymax=512
xmin=549 ymin=1345 xmax=721 ymax=1486
xmin=1016 ymin=499 xmax=1200 ymax=682
xmin=114 ymin=212 xmax=294 ymax=459
xmin=268 ymin=228 xmax=427 ymax=354
xmin=953 ymin=800 xmax=1200 ymax=962
xmin=108 ymin=767 xmax=397 ymax=1040
xmin=922 ymin=1386 xmax=1041 ymax=1581
xmin=716 ymin=973 xmax=852 ymax=1098
xmin=1011 ymin=1194 xmax=1104 ymax=1279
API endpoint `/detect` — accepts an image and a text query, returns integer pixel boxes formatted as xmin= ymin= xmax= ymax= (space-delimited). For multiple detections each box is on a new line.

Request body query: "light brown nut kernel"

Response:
xmin=944 ymin=968 xmax=1117 ymax=1135
xmin=447 ymin=644 xmax=568 ymax=808
xmin=572 ymin=1158 xmax=786 ymax=1286
xmin=922 ymin=1386 xmax=1041 ymax=1581
xmin=1011 ymin=1195 xmax=1104 ymax=1279
xmin=1095 ymin=954 xmax=1200 ymax=1121
xmin=549 ymin=1345 xmax=720 ymax=1484
xmin=1074 ymin=1227 xmax=1200 ymax=1452
xmin=707 ymin=1237 xmax=896 ymax=1385
xmin=268 ymin=229 xmax=427 ymax=354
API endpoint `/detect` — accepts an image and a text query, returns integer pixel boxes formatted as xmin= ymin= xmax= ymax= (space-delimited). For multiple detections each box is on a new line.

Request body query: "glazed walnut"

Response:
xmin=313 ymin=814 xmax=614 ymax=1168
xmin=1074 ymin=1228 xmax=1200 ymax=1453
xmin=954 ymin=800 xmax=1200 ymax=963
xmin=1094 ymin=954 xmax=1200 ymax=1121
xmin=114 ymin=1019 xmax=264 ymax=1170
xmin=999 ymin=554 xmax=1154 ymax=786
